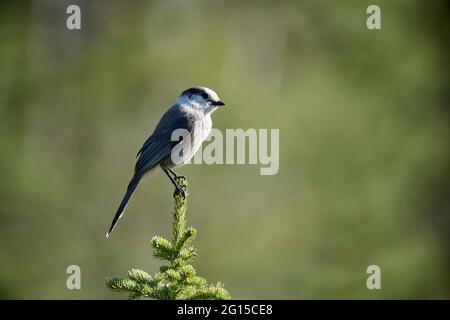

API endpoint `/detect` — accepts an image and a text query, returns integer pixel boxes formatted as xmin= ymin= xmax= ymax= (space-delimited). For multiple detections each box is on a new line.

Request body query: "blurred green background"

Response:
xmin=0 ymin=0 xmax=448 ymax=299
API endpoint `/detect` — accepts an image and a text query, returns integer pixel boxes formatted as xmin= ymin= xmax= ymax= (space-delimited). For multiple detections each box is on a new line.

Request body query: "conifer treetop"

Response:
xmin=106 ymin=177 xmax=230 ymax=300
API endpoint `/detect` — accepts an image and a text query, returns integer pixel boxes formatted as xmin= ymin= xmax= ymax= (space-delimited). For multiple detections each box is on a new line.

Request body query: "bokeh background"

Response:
xmin=0 ymin=0 xmax=448 ymax=299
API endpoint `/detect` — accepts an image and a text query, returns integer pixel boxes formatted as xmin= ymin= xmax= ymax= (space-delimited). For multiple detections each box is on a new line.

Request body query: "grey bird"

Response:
xmin=106 ymin=87 xmax=225 ymax=237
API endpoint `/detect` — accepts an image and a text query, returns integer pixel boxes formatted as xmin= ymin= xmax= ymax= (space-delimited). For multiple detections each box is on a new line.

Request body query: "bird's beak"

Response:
xmin=211 ymin=100 xmax=225 ymax=106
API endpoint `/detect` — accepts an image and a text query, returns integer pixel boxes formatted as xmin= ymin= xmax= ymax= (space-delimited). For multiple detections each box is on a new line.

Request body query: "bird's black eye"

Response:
xmin=202 ymin=93 xmax=208 ymax=99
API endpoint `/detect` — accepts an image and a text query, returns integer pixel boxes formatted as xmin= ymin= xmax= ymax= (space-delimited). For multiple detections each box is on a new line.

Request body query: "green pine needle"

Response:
xmin=106 ymin=176 xmax=230 ymax=300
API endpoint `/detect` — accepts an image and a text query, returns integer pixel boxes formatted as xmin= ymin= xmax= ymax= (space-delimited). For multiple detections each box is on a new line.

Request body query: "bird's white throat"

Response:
xmin=176 ymin=96 xmax=217 ymax=115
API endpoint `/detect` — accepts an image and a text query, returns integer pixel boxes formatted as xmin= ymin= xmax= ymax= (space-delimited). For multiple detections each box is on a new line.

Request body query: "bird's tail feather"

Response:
xmin=106 ymin=177 xmax=141 ymax=237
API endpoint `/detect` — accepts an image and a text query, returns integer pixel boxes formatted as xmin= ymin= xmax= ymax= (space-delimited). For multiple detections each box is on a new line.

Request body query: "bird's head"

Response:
xmin=177 ymin=87 xmax=225 ymax=114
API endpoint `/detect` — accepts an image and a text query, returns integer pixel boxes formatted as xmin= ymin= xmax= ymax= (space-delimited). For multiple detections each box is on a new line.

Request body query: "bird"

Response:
xmin=106 ymin=87 xmax=225 ymax=237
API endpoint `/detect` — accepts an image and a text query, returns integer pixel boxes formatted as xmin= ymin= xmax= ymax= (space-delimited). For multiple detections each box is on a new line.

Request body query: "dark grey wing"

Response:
xmin=106 ymin=105 xmax=193 ymax=237
xmin=134 ymin=105 xmax=194 ymax=178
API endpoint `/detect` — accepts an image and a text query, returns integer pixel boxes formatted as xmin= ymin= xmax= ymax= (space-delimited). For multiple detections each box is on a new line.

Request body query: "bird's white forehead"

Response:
xmin=199 ymin=87 xmax=219 ymax=100
xmin=181 ymin=86 xmax=220 ymax=101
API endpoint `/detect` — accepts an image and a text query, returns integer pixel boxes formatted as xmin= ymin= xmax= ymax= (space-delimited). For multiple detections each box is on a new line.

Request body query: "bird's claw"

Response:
xmin=174 ymin=185 xmax=188 ymax=198
xmin=174 ymin=175 xmax=188 ymax=183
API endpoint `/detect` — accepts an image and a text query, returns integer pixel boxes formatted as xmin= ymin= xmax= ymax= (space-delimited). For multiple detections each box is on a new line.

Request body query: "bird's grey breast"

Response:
xmin=178 ymin=105 xmax=211 ymax=164
xmin=156 ymin=104 xmax=211 ymax=169
xmin=134 ymin=104 xmax=194 ymax=173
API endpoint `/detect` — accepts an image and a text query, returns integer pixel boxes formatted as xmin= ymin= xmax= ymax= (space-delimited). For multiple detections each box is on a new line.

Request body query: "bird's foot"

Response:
xmin=174 ymin=185 xmax=188 ymax=198
xmin=174 ymin=175 xmax=188 ymax=191
xmin=169 ymin=169 xmax=188 ymax=183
